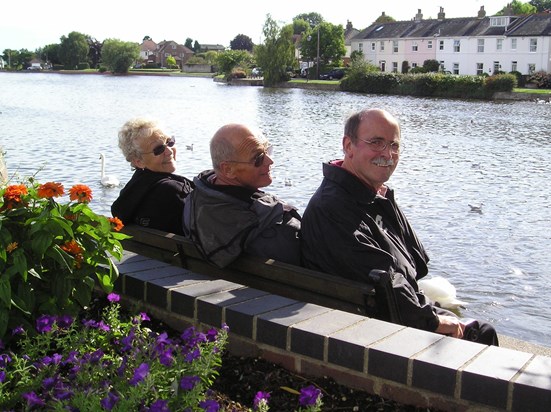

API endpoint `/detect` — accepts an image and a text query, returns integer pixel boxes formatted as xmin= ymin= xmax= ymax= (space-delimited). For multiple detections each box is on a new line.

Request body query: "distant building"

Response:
xmin=199 ymin=44 xmax=226 ymax=52
xmin=140 ymin=39 xmax=158 ymax=64
xmin=157 ymin=40 xmax=194 ymax=68
xmin=350 ymin=6 xmax=551 ymax=75
xmin=344 ymin=20 xmax=360 ymax=61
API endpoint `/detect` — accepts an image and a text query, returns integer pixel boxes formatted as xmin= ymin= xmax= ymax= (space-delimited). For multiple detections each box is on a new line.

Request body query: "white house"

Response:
xmin=351 ymin=6 xmax=551 ymax=76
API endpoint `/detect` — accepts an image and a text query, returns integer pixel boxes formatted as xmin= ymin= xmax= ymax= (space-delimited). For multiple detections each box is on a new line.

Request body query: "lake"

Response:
xmin=1 ymin=72 xmax=550 ymax=346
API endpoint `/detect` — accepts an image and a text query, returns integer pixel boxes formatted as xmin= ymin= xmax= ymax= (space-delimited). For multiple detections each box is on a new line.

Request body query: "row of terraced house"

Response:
xmin=350 ymin=5 xmax=551 ymax=76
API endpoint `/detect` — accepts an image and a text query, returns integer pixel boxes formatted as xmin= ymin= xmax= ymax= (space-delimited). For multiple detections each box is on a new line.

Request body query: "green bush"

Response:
xmin=98 ymin=66 xmax=107 ymax=73
xmin=510 ymin=70 xmax=524 ymax=87
xmin=527 ymin=71 xmax=551 ymax=89
xmin=52 ymin=64 xmax=64 ymax=71
xmin=77 ymin=62 xmax=90 ymax=70
xmin=484 ymin=73 xmax=517 ymax=97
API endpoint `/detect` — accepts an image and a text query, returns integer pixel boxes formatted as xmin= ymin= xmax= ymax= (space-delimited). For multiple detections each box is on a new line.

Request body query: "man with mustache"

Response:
xmin=301 ymin=108 xmax=498 ymax=345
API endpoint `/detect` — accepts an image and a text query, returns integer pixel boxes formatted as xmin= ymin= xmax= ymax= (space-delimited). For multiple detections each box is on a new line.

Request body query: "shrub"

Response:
xmin=527 ymin=70 xmax=551 ymax=89
xmin=77 ymin=63 xmax=90 ymax=70
xmin=231 ymin=69 xmax=247 ymax=79
xmin=484 ymin=73 xmax=517 ymax=97
xmin=0 ymin=293 xmax=229 ymax=410
xmin=98 ymin=66 xmax=107 ymax=73
xmin=0 ymin=180 xmax=128 ymax=340
xmin=509 ymin=70 xmax=524 ymax=87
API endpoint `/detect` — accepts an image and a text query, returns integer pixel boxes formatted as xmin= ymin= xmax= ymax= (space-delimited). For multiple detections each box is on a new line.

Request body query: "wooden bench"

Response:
xmin=120 ymin=225 xmax=402 ymax=323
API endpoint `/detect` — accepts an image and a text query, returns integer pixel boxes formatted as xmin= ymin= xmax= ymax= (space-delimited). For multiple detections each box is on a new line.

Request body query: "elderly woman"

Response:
xmin=111 ymin=118 xmax=194 ymax=234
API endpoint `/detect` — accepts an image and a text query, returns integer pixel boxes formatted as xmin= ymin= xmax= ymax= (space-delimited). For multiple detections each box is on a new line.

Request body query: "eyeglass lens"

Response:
xmin=254 ymin=145 xmax=273 ymax=167
xmin=152 ymin=137 xmax=176 ymax=156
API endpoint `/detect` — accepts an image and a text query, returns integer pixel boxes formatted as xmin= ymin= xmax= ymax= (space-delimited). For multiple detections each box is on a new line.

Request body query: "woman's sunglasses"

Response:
xmin=142 ymin=136 xmax=176 ymax=156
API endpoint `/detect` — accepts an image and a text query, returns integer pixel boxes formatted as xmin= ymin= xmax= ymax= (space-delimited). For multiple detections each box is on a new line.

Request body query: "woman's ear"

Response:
xmin=132 ymin=157 xmax=145 ymax=170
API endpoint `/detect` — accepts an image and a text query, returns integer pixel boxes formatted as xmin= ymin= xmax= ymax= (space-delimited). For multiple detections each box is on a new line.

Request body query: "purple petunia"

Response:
xmin=107 ymin=292 xmax=120 ymax=302
xmin=36 ymin=315 xmax=56 ymax=333
xmin=158 ymin=349 xmax=174 ymax=367
xmin=100 ymin=391 xmax=120 ymax=411
xmin=299 ymin=385 xmax=322 ymax=407
xmin=56 ymin=314 xmax=74 ymax=329
xmin=184 ymin=348 xmax=201 ymax=363
xmin=12 ymin=325 xmax=25 ymax=336
xmin=140 ymin=312 xmax=150 ymax=321
xmin=129 ymin=363 xmax=150 ymax=386
xmin=180 ymin=375 xmax=200 ymax=390
xmin=199 ymin=399 xmax=220 ymax=412
xmin=149 ymin=399 xmax=170 ymax=412
xmin=0 ymin=353 xmax=12 ymax=368
xmin=22 ymin=391 xmax=46 ymax=407
xmin=253 ymin=391 xmax=271 ymax=410
xmin=0 ymin=371 xmax=6 ymax=383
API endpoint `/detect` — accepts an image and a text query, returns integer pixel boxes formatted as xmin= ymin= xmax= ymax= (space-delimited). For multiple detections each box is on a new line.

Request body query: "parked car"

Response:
xmin=319 ymin=69 xmax=345 ymax=80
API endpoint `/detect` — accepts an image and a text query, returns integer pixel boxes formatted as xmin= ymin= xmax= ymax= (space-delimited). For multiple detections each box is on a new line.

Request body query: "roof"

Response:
xmin=353 ymin=13 xmax=551 ymax=40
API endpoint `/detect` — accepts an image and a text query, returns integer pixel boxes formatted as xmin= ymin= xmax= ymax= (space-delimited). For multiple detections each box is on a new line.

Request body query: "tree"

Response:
xmin=292 ymin=18 xmax=310 ymax=35
xmin=529 ymin=0 xmax=551 ymax=10
xmin=38 ymin=44 xmax=61 ymax=65
xmin=215 ymin=49 xmax=251 ymax=78
xmin=101 ymin=39 xmax=140 ymax=73
xmin=166 ymin=55 xmax=177 ymax=68
xmin=1 ymin=49 xmax=32 ymax=69
xmin=184 ymin=38 xmax=193 ymax=50
xmin=59 ymin=31 xmax=89 ymax=69
xmin=143 ymin=36 xmax=152 ymax=42
xmin=293 ymin=12 xmax=323 ymax=28
xmin=87 ymin=37 xmax=102 ymax=69
xmin=230 ymin=34 xmax=254 ymax=52
xmin=375 ymin=13 xmax=396 ymax=23
xmin=423 ymin=59 xmax=441 ymax=72
xmin=300 ymin=22 xmax=346 ymax=68
xmin=497 ymin=0 xmax=537 ymax=14
xmin=254 ymin=15 xmax=296 ymax=86
xmin=193 ymin=41 xmax=201 ymax=53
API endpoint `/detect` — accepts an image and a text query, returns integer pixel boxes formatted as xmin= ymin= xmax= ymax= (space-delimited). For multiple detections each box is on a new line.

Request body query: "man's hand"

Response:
xmin=435 ymin=315 xmax=465 ymax=338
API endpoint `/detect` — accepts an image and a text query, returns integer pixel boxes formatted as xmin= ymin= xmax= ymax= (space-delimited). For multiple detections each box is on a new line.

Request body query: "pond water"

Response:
xmin=1 ymin=72 xmax=550 ymax=346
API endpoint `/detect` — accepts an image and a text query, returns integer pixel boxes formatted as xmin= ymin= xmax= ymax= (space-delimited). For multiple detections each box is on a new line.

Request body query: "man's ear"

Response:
xmin=342 ymin=135 xmax=354 ymax=158
xmin=218 ymin=161 xmax=235 ymax=179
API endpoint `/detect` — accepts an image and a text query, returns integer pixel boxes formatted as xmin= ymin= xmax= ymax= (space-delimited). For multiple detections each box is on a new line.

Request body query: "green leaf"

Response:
xmin=12 ymin=249 xmax=28 ymax=280
xmin=74 ymin=279 xmax=93 ymax=307
xmin=0 ymin=278 xmax=11 ymax=308
xmin=0 ymin=309 xmax=8 ymax=338
xmin=31 ymin=230 xmax=54 ymax=257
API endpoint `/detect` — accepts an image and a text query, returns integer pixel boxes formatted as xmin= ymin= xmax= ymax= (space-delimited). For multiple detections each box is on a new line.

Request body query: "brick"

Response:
xmin=512 ymin=355 xmax=551 ymax=412
xmin=368 ymin=327 xmax=442 ymax=384
xmin=290 ymin=310 xmax=365 ymax=360
xmin=460 ymin=346 xmax=532 ymax=409
xmin=171 ymin=279 xmax=242 ymax=318
xmin=328 ymin=318 xmax=403 ymax=372
xmin=412 ymin=337 xmax=485 ymax=396
xmin=124 ymin=265 xmax=191 ymax=300
xmin=147 ymin=271 xmax=212 ymax=309
xmin=197 ymin=287 xmax=270 ymax=328
xmin=257 ymin=303 xmax=331 ymax=350
xmin=225 ymin=294 xmax=298 ymax=339
xmin=117 ymin=256 xmax=170 ymax=274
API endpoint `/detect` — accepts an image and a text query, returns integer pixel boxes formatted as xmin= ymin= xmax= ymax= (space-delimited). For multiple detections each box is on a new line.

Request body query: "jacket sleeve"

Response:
xmin=302 ymin=200 xmax=439 ymax=332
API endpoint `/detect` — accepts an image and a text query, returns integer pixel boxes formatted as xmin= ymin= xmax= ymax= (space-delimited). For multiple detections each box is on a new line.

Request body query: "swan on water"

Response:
xmin=186 ymin=144 xmax=194 ymax=151
xmin=417 ymin=276 xmax=468 ymax=311
xmin=99 ymin=153 xmax=120 ymax=187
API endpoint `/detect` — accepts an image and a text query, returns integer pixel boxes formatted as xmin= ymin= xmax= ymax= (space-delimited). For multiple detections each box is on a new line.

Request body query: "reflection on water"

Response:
xmin=1 ymin=72 xmax=550 ymax=346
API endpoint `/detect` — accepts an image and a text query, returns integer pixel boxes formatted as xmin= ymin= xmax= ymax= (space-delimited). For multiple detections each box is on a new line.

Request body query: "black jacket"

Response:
xmin=301 ymin=161 xmax=439 ymax=331
xmin=111 ymin=168 xmax=194 ymax=235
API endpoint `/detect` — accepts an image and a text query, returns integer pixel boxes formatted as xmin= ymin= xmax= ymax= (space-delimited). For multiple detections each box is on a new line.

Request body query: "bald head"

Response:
xmin=210 ymin=124 xmax=256 ymax=171
xmin=344 ymin=108 xmax=400 ymax=144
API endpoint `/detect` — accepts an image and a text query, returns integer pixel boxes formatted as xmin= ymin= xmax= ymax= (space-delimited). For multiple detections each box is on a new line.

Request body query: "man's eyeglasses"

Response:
xmin=142 ymin=136 xmax=176 ymax=156
xmin=227 ymin=144 xmax=273 ymax=168
xmin=357 ymin=137 xmax=401 ymax=154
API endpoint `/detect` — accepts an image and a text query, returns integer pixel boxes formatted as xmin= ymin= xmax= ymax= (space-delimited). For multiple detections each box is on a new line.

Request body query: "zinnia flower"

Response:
xmin=108 ymin=216 xmax=124 ymax=232
xmin=69 ymin=184 xmax=93 ymax=203
xmin=60 ymin=240 xmax=83 ymax=256
xmin=6 ymin=242 xmax=18 ymax=253
xmin=2 ymin=184 xmax=28 ymax=203
xmin=37 ymin=182 xmax=64 ymax=198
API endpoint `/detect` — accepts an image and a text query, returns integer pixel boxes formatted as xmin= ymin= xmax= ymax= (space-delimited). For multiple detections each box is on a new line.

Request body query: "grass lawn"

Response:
xmin=513 ymin=87 xmax=551 ymax=94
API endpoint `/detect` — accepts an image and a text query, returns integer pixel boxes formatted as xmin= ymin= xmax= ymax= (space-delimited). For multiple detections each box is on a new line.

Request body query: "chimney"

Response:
xmin=415 ymin=9 xmax=423 ymax=22
xmin=346 ymin=20 xmax=353 ymax=31
xmin=478 ymin=5 xmax=486 ymax=18
xmin=438 ymin=7 xmax=445 ymax=20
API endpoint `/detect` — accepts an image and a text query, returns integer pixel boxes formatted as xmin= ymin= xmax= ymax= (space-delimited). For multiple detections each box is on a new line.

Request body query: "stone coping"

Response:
xmin=114 ymin=251 xmax=551 ymax=412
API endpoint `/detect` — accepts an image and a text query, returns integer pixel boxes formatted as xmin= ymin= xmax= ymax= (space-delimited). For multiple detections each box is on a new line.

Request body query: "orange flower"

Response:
xmin=108 ymin=216 xmax=124 ymax=232
xmin=37 ymin=182 xmax=65 ymax=198
xmin=69 ymin=184 xmax=93 ymax=203
xmin=6 ymin=242 xmax=18 ymax=253
xmin=3 ymin=184 xmax=28 ymax=203
xmin=61 ymin=239 xmax=83 ymax=256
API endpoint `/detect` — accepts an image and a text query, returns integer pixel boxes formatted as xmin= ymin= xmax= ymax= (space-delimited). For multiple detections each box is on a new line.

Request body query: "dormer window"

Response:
xmin=490 ymin=16 xmax=510 ymax=27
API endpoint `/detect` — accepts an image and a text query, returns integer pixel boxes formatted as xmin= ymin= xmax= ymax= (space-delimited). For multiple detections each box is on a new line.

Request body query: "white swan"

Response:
xmin=417 ymin=276 xmax=468 ymax=311
xmin=99 ymin=153 xmax=120 ymax=187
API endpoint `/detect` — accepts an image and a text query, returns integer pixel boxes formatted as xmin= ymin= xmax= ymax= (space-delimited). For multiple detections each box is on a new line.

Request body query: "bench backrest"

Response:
xmin=120 ymin=225 xmax=401 ymax=323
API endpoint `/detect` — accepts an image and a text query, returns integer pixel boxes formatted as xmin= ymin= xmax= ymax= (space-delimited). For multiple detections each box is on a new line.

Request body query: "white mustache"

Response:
xmin=372 ymin=158 xmax=395 ymax=167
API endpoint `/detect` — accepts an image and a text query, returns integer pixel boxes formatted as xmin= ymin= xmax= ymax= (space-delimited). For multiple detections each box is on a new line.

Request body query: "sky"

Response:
xmin=1 ymin=0 xmax=510 ymax=52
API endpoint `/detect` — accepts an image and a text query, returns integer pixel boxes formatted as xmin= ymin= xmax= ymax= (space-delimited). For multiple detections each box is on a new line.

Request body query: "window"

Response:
xmin=380 ymin=60 xmax=386 ymax=71
xmin=371 ymin=42 xmax=376 ymax=51
xmin=428 ymin=40 xmax=433 ymax=49
xmin=511 ymin=61 xmax=517 ymax=72
xmin=454 ymin=40 xmax=461 ymax=52
xmin=440 ymin=61 xmax=445 ymax=71
xmin=528 ymin=63 xmax=535 ymax=74
xmin=493 ymin=61 xmax=500 ymax=73
xmin=453 ymin=63 xmax=459 ymax=75
xmin=359 ymin=43 xmax=363 ymax=52
xmin=476 ymin=63 xmax=484 ymax=75
xmin=380 ymin=41 xmax=385 ymax=51
xmin=412 ymin=62 xmax=418 ymax=68
xmin=439 ymin=40 xmax=444 ymax=50
xmin=412 ymin=42 xmax=418 ymax=52
xmin=497 ymin=39 xmax=503 ymax=51
xmin=490 ymin=16 xmax=508 ymax=26
xmin=511 ymin=38 xmax=517 ymax=50
xmin=393 ymin=41 xmax=398 ymax=53
xmin=477 ymin=39 xmax=485 ymax=53
xmin=392 ymin=62 xmax=398 ymax=72
xmin=530 ymin=38 xmax=537 ymax=52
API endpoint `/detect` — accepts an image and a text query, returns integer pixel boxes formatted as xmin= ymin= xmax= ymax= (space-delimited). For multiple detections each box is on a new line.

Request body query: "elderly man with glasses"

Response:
xmin=111 ymin=117 xmax=194 ymax=235
xmin=301 ymin=108 xmax=498 ymax=346
xmin=183 ymin=123 xmax=301 ymax=268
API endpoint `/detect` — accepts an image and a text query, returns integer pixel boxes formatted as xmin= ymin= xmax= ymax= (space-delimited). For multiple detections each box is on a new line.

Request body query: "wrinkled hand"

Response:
xmin=435 ymin=315 xmax=465 ymax=339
